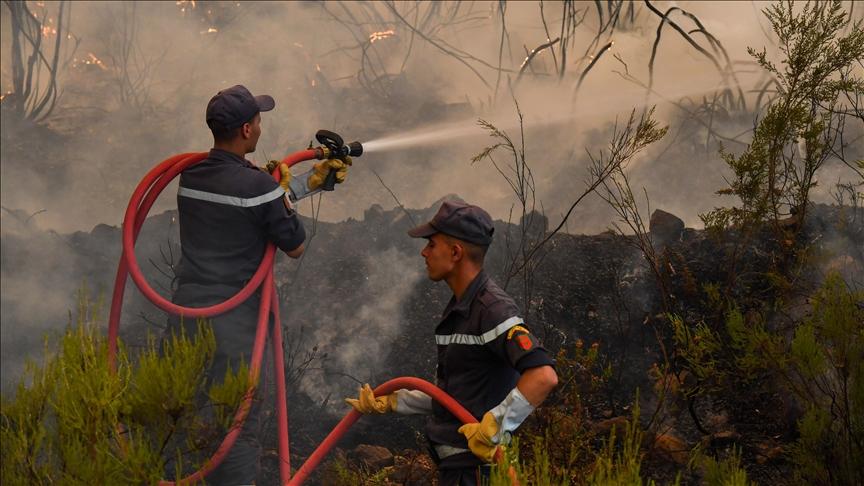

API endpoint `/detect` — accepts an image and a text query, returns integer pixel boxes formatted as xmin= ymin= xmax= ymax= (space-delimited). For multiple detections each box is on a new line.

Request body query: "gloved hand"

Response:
xmin=263 ymin=160 xmax=292 ymax=191
xmin=344 ymin=383 xmax=397 ymax=414
xmin=307 ymin=157 xmax=351 ymax=190
xmin=458 ymin=411 xmax=502 ymax=463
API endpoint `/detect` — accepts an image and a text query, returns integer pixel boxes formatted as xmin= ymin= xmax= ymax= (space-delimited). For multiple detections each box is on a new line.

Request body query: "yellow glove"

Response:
xmin=307 ymin=156 xmax=351 ymax=190
xmin=263 ymin=160 xmax=292 ymax=191
xmin=344 ymin=383 xmax=397 ymax=414
xmin=458 ymin=412 xmax=502 ymax=463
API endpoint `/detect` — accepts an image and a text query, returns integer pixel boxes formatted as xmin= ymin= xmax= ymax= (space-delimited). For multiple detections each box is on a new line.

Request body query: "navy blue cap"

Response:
xmin=206 ymin=85 xmax=275 ymax=131
xmin=408 ymin=200 xmax=494 ymax=246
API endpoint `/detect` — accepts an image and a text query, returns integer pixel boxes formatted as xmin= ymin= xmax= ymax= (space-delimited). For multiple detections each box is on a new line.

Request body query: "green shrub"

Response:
xmin=695 ymin=272 xmax=862 ymax=484
xmin=785 ymin=273 xmax=863 ymax=485
xmin=489 ymin=397 xmax=657 ymax=486
xmin=702 ymin=0 xmax=863 ymax=240
xmin=671 ymin=315 xmax=722 ymax=396
xmin=318 ymin=450 xmax=392 ymax=486
xmin=0 ymin=291 xmax=250 ymax=485
xmin=701 ymin=448 xmax=753 ymax=486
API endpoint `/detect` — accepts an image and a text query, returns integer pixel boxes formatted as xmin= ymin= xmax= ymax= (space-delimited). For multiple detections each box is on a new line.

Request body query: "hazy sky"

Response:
xmin=2 ymin=1 xmax=860 ymax=235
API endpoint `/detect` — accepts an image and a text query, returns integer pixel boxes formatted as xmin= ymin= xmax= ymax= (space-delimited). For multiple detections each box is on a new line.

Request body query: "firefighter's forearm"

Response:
xmin=394 ymin=389 xmax=433 ymax=415
xmin=480 ymin=365 xmax=558 ymax=444
xmin=286 ymin=170 xmax=322 ymax=202
xmin=516 ymin=365 xmax=558 ymax=406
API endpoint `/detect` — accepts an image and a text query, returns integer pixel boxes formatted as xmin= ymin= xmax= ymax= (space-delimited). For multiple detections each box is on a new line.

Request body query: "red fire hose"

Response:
xmin=106 ymin=149 xmax=480 ymax=485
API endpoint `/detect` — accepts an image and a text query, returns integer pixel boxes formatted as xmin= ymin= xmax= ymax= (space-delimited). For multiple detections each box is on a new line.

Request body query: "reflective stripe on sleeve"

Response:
xmin=178 ymin=185 xmax=285 ymax=208
xmin=434 ymin=444 xmax=471 ymax=459
xmin=395 ymin=389 xmax=433 ymax=415
xmin=435 ymin=316 xmax=524 ymax=346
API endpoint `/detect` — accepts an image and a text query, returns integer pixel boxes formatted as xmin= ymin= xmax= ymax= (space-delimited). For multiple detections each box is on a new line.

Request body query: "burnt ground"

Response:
xmin=2 ymin=183 xmax=861 ymax=484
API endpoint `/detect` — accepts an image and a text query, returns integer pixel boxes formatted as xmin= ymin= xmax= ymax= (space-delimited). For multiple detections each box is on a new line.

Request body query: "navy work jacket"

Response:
xmin=174 ymin=148 xmax=305 ymax=289
xmin=427 ymin=270 xmax=554 ymax=468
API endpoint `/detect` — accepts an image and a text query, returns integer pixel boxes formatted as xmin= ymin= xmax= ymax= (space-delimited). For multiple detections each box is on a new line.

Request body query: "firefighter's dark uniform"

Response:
xmin=168 ymin=147 xmax=304 ymax=485
xmin=429 ymin=270 xmax=554 ymax=486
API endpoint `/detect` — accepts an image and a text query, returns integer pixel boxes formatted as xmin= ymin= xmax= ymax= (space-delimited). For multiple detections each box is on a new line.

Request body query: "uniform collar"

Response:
xmin=442 ymin=270 xmax=490 ymax=318
xmin=208 ymin=148 xmax=255 ymax=168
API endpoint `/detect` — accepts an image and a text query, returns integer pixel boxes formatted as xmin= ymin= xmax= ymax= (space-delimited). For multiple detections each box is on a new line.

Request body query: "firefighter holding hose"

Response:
xmin=167 ymin=84 xmax=349 ymax=485
xmin=346 ymin=200 xmax=559 ymax=486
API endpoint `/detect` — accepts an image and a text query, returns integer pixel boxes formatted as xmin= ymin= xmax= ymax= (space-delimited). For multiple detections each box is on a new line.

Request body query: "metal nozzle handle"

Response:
xmin=315 ymin=130 xmax=363 ymax=191
xmin=322 ymin=167 xmax=338 ymax=191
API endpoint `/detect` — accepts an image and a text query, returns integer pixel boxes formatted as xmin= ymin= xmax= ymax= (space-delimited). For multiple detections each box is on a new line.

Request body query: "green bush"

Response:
xmin=586 ymin=401 xmax=653 ymax=486
xmin=702 ymin=0 xmax=863 ymax=240
xmin=701 ymin=448 xmax=753 ymax=486
xmin=687 ymin=272 xmax=862 ymax=485
xmin=785 ymin=273 xmax=863 ymax=485
xmin=0 ymin=292 xmax=250 ymax=485
xmin=487 ymin=395 xmax=753 ymax=486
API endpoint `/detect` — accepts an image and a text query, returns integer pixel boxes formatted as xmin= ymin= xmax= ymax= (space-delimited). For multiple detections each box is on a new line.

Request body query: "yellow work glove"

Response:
xmin=263 ymin=160 xmax=292 ymax=191
xmin=344 ymin=383 xmax=398 ymax=414
xmin=307 ymin=156 xmax=351 ymax=190
xmin=458 ymin=411 xmax=502 ymax=463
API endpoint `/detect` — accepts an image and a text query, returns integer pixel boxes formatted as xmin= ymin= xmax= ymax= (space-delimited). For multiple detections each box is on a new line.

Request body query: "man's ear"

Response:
xmin=241 ymin=122 xmax=252 ymax=139
xmin=451 ymin=242 xmax=464 ymax=262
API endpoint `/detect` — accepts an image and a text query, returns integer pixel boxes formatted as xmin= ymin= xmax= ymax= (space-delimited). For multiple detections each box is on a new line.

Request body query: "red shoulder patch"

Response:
xmin=516 ymin=334 xmax=533 ymax=350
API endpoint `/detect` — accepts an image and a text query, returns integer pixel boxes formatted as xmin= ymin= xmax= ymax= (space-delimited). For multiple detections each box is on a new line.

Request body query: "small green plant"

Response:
xmin=318 ymin=451 xmax=392 ymax=486
xmin=701 ymin=447 xmax=753 ymax=486
xmin=724 ymin=307 xmax=785 ymax=380
xmin=487 ymin=341 xmax=614 ymax=485
xmin=488 ymin=435 xmax=575 ymax=486
xmin=0 ymin=290 xmax=251 ymax=485
xmin=554 ymin=339 xmax=612 ymax=409
xmin=587 ymin=399 xmax=653 ymax=486
xmin=670 ymin=315 xmax=722 ymax=394
xmin=785 ymin=273 xmax=863 ymax=485
xmin=489 ymin=392 xmax=659 ymax=486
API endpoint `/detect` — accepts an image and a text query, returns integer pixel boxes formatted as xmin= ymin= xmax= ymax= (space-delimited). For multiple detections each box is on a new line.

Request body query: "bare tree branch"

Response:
xmin=370 ymin=168 xmax=417 ymax=227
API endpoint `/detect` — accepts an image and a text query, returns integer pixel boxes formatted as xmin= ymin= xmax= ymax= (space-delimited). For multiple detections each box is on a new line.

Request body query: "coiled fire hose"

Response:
xmin=106 ymin=147 xmax=483 ymax=485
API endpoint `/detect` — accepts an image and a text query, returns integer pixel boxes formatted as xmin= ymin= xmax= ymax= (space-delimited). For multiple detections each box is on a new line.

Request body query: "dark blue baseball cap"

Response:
xmin=408 ymin=200 xmax=495 ymax=246
xmin=206 ymin=85 xmax=275 ymax=131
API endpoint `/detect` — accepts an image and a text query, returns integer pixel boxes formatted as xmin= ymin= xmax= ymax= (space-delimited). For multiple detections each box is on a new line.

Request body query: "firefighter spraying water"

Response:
xmin=107 ymin=84 xmax=510 ymax=486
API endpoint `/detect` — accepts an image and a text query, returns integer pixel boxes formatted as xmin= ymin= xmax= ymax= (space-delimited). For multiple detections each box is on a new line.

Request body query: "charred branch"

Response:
xmin=644 ymin=1 xmax=745 ymax=113
xmin=2 ymin=0 xmax=78 ymax=122
xmin=515 ymin=37 xmax=560 ymax=85
xmin=573 ymin=40 xmax=615 ymax=102
xmin=371 ymin=169 xmax=417 ymax=227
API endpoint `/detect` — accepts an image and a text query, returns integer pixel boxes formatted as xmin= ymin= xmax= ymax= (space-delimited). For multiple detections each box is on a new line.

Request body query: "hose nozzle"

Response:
xmin=316 ymin=129 xmax=363 ymax=159
xmin=346 ymin=141 xmax=363 ymax=157
xmin=315 ymin=130 xmax=363 ymax=191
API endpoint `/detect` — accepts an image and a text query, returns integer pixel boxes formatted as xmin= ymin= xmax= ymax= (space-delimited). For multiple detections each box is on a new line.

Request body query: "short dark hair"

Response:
xmin=209 ymin=113 xmax=257 ymax=142
xmin=443 ymin=234 xmax=488 ymax=264
xmin=209 ymin=122 xmax=242 ymax=142
xmin=463 ymin=241 xmax=489 ymax=264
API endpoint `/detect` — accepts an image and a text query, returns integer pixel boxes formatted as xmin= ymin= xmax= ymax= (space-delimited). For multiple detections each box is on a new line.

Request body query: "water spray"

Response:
xmin=362 ymin=122 xmax=486 ymax=153
xmin=361 ymin=83 xmax=729 ymax=155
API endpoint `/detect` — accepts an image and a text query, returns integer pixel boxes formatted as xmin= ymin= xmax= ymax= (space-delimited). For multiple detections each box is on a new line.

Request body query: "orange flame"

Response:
xmin=73 ymin=53 xmax=107 ymax=70
xmin=369 ymin=29 xmax=395 ymax=43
